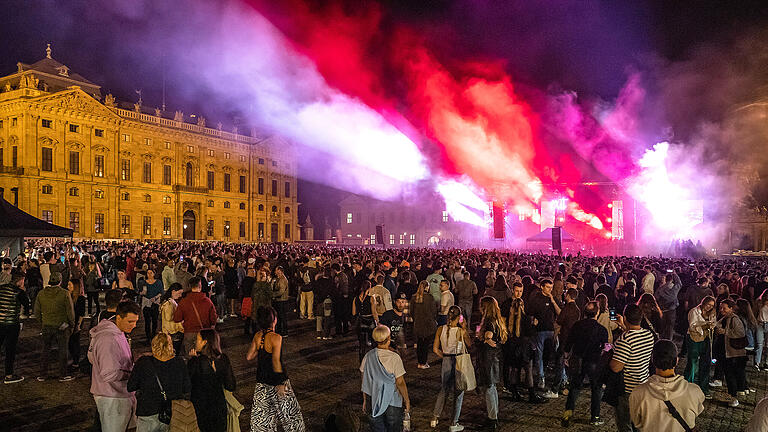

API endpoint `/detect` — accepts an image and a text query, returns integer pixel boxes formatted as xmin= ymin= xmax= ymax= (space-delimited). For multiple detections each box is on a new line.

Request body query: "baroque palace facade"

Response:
xmin=0 ymin=47 xmax=297 ymax=242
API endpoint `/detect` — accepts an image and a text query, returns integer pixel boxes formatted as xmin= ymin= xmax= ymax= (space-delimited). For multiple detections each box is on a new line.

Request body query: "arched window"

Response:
xmin=284 ymin=206 xmax=290 ymax=213
xmin=224 ymin=201 xmax=230 ymax=209
xmin=185 ymin=162 xmax=194 ymax=187
xmin=271 ymin=205 xmax=277 ymax=212
xmin=258 ymin=204 xmax=264 ymax=211
xmin=94 ymin=189 xmax=104 ymax=199
xmin=144 ymin=194 xmax=151 ymax=203
xmin=239 ymin=202 xmax=245 ymax=210
xmin=207 ymin=200 xmax=214 ymax=207
xmin=163 ymin=195 xmax=171 ymax=204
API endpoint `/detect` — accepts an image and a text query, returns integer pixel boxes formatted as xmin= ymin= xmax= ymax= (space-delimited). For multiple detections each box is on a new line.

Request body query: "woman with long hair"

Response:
xmin=128 ymin=333 xmax=190 ymax=432
xmin=476 ymin=297 xmax=507 ymax=430
xmin=503 ymin=297 xmax=543 ymax=404
xmin=412 ymin=280 xmax=437 ymax=369
xmin=755 ymin=291 xmax=768 ymax=369
xmin=431 ymin=305 xmax=472 ymax=431
xmin=67 ymin=279 xmax=85 ymax=368
xmin=159 ymin=283 xmax=185 ymax=354
xmin=684 ymin=295 xmax=717 ymax=397
xmin=112 ymin=269 xmax=135 ymax=302
xmin=636 ymin=293 xmax=663 ymax=338
xmin=352 ymin=280 xmax=379 ymax=362
xmin=139 ymin=269 xmax=164 ymax=343
xmin=247 ymin=306 xmax=305 ymax=432
xmin=595 ymin=293 xmax=620 ymax=343
xmin=188 ymin=329 xmax=236 ymax=432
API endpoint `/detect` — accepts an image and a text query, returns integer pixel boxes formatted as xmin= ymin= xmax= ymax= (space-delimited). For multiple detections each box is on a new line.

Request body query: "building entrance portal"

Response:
xmin=183 ymin=210 xmax=196 ymax=240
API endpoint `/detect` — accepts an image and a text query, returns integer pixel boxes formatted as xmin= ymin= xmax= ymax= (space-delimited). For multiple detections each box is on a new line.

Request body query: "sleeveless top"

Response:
xmin=440 ymin=326 xmax=462 ymax=355
xmin=356 ymin=293 xmax=373 ymax=317
xmin=256 ymin=330 xmax=288 ymax=386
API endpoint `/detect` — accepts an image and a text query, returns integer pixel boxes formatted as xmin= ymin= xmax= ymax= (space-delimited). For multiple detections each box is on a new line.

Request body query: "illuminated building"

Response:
xmin=0 ymin=46 xmax=297 ymax=241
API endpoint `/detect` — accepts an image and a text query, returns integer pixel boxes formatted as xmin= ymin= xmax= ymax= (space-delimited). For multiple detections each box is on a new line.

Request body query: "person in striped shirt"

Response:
xmin=610 ymin=303 xmax=655 ymax=432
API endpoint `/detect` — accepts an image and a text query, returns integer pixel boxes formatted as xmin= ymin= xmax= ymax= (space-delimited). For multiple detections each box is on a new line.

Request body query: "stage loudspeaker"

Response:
xmin=375 ymin=225 xmax=384 ymax=245
xmin=492 ymin=203 xmax=504 ymax=239
xmin=552 ymin=226 xmax=562 ymax=251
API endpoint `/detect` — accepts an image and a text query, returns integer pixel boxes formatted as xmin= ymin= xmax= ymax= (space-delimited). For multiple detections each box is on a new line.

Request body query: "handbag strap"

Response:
xmin=191 ymin=301 xmax=204 ymax=329
xmin=149 ymin=358 xmax=168 ymax=402
xmin=663 ymin=400 xmax=693 ymax=432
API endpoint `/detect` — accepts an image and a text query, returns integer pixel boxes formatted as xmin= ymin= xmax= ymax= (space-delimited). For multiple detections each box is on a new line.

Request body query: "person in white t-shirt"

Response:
xmin=360 ymin=325 xmax=410 ymax=431
xmin=437 ymin=280 xmax=454 ymax=327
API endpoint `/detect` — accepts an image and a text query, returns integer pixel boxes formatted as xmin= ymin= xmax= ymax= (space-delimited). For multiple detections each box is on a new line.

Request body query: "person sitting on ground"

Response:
xmin=630 ymin=339 xmax=704 ymax=431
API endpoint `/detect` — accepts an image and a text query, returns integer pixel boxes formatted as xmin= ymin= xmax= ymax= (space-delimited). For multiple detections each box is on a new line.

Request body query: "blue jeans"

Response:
xmin=433 ymin=356 xmax=464 ymax=425
xmin=534 ymin=331 xmax=554 ymax=381
xmin=369 ymin=405 xmax=403 ymax=432
xmin=482 ymin=384 xmax=498 ymax=420
xmin=756 ymin=323 xmax=768 ymax=365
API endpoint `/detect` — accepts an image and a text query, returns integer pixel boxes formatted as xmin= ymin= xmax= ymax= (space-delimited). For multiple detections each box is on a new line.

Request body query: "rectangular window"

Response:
xmin=163 ymin=217 xmax=171 ymax=236
xmin=272 ymin=161 xmax=277 ymax=167
xmin=258 ymin=178 xmax=264 ymax=194
xmin=399 ymin=234 xmax=404 ymax=245
xmin=370 ymin=234 xmax=376 ymax=243
xmin=223 ymin=173 xmax=231 ymax=192
xmin=11 ymin=118 xmax=17 ymax=127
xmin=41 ymin=147 xmax=53 ymax=172
xmin=239 ymin=222 xmax=246 ymax=238
xmin=187 ymin=145 xmax=194 ymax=153
xmin=94 ymin=128 xmax=104 ymax=137
xmin=69 ymin=212 xmax=80 ymax=232
xmin=94 ymin=213 xmax=104 ymax=234
xmin=258 ymin=158 xmax=264 ymax=165
xmin=271 ymin=179 xmax=277 ymax=196
xmin=121 ymin=215 xmax=130 ymax=234
xmin=122 ymin=134 xmax=130 ymax=142
xmin=239 ymin=176 xmax=246 ymax=193
xmin=410 ymin=234 xmax=415 ymax=245
xmin=94 ymin=155 xmax=104 ymax=177
xmin=347 ymin=213 xmax=353 ymax=224
xmin=284 ymin=223 xmax=291 ymax=239
xmin=0 ymin=148 xmax=4 ymax=167
xmin=207 ymin=149 xmax=214 ymax=157
xmin=225 ymin=152 xmax=230 ymax=159
xmin=144 ymin=138 xmax=152 ymax=146
xmin=207 ymin=171 xmax=214 ymax=190
xmin=163 ymin=165 xmax=171 ymax=185
xmin=121 ymin=159 xmax=130 ymax=181
xmin=143 ymin=216 xmax=151 ymax=236
xmin=42 ymin=119 xmax=52 ymax=128
xmin=284 ymin=181 xmax=290 ymax=198
xmin=258 ymin=222 xmax=264 ymax=239
xmin=143 ymin=162 xmax=152 ymax=183
xmin=11 ymin=146 xmax=17 ymax=168
xmin=389 ymin=234 xmax=394 ymax=245
xmin=42 ymin=210 xmax=53 ymax=223
xmin=164 ymin=141 xmax=171 ymax=149
xmin=442 ymin=210 xmax=449 ymax=223
xmin=69 ymin=124 xmax=79 ymax=133
xmin=223 ymin=221 xmax=230 ymax=237
xmin=239 ymin=155 xmax=246 ymax=162
xmin=206 ymin=220 xmax=214 ymax=237
xmin=68 ymin=151 xmax=79 ymax=175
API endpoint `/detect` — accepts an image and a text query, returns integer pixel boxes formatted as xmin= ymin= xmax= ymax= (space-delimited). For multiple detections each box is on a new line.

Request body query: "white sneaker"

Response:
xmin=430 ymin=418 xmax=439 ymax=428
xmin=216 ymin=318 xmax=224 ymax=324
xmin=729 ymin=398 xmax=740 ymax=407
xmin=422 ymin=363 xmax=430 ymax=369
xmin=542 ymin=390 xmax=559 ymax=399
xmin=448 ymin=424 xmax=464 ymax=432
xmin=709 ymin=380 xmax=723 ymax=387
xmin=738 ymin=391 xmax=747 ymax=397
xmin=750 ymin=388 xmax=756 ymax=393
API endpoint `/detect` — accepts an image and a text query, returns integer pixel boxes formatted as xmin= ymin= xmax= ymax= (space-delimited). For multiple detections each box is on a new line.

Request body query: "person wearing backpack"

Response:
xmin=629 ymin=340 xmax=704 ymax=431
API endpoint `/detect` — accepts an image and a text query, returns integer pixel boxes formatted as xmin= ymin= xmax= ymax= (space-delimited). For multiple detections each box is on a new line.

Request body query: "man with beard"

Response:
xmin=379 ymin=293 xmax=408 ymax=357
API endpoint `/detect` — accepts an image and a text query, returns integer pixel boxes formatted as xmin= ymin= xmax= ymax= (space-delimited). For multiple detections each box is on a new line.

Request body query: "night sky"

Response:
xmin=2 ymin=0 xmax=768 ymax=230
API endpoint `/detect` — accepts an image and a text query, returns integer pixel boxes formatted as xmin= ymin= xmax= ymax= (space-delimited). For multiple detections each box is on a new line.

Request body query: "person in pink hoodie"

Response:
xmin=88 ymin=301 xmax=140 ymax=432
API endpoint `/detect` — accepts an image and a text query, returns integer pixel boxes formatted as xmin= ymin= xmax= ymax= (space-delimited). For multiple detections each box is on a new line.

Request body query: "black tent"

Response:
xmin=0 ymin=198 xmax=73 ymax=256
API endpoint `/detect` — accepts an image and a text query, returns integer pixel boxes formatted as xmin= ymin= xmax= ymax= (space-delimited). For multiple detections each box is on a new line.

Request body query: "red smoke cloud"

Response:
xmin=246 ymin=0 xmax=620 ymax=234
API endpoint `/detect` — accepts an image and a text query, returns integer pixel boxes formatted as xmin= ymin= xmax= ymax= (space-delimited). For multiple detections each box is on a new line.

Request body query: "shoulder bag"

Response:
xmin=664 ymin=400 xmax=697 ymax=432
xmin=728 ymin=316 xmax=748 ymax=350
xmin=149 ymin=361 xmax=173 ymax=425
xmin=454 ymin=328 xmax=476 ymax=392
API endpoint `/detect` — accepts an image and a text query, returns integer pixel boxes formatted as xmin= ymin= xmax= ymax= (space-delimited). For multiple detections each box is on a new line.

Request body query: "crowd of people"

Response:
xmin=2 ymin=240 xmax=768 ymax=431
